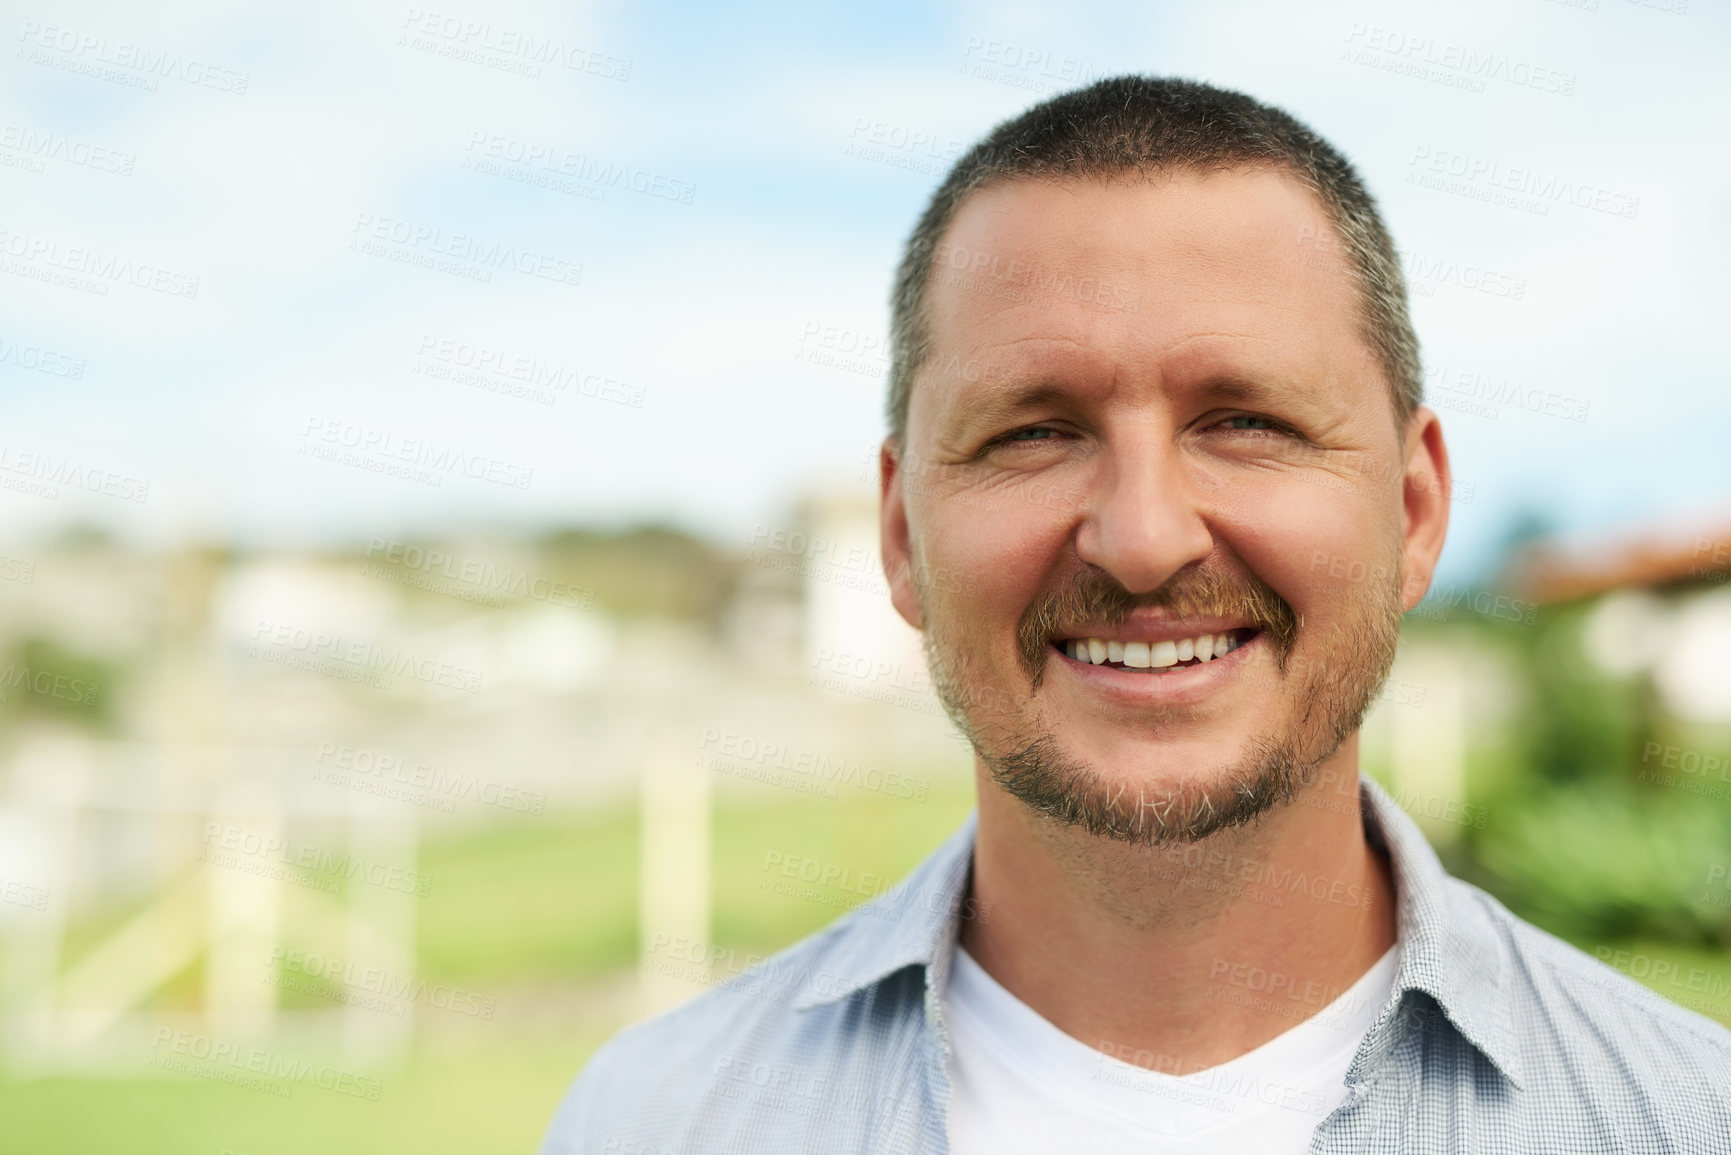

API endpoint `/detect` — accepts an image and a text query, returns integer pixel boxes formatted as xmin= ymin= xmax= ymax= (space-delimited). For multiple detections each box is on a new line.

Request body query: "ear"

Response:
xmin=879 ymin=438 xmax=924 ymax=630
xmin=1398 ymin=407 xmax=1451 ymax=611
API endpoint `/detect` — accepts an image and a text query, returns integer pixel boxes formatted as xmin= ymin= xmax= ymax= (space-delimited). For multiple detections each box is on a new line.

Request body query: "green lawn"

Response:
xmin=0 ymin=777 xmax=977 ymax=1153
xmin=9 ymin=775 xmax=1727 ymax=1152
xmin=0 ymin=1034 xmax=614 ymax=1155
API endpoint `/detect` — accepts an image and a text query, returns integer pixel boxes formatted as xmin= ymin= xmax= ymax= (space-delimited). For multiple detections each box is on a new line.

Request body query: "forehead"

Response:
xmin=913 ymin=169 xmax=1379 ymax=431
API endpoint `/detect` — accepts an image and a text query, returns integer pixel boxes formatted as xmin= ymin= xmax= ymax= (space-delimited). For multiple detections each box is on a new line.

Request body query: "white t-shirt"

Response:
xmin=942 ymin=941 xmax=1399 ymax=1155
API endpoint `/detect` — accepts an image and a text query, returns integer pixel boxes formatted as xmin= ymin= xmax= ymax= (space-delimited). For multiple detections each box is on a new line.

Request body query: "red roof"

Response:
xmin=1509 ymin=516 xmax=1731 ymax=604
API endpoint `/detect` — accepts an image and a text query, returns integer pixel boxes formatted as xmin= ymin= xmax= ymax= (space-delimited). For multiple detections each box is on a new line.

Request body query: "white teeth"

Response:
xmin=1066 ymin=631 xmax=1245 ymax=668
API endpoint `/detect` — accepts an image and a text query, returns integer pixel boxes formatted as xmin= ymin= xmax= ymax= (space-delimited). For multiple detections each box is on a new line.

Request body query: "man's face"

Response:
xmin=880 ymin=169 xmax=1450 ymax=844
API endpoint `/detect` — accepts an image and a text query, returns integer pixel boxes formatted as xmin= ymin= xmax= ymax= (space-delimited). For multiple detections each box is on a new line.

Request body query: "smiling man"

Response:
xmin=543 ymin=76 xmax=1731 ymax=1155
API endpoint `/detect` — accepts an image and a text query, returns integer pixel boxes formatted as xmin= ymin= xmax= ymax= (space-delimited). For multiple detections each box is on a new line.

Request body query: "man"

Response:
xmin=543 ymin=76 xmax=1731 ymax=1153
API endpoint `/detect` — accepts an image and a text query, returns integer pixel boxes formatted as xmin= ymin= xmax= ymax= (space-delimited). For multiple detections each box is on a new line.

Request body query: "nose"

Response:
xmin=1073 ymin=435 xmax=1214 ymax=594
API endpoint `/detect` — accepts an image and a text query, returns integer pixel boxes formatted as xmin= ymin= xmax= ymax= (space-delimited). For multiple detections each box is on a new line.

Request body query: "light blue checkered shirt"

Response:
xmin=543 ymin=777 xmax=1731 ymax=1153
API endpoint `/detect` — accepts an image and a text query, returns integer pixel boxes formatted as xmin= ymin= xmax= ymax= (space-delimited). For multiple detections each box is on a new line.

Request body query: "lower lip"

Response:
xmin=1051 ymin=632 xmax=1264 ymax=705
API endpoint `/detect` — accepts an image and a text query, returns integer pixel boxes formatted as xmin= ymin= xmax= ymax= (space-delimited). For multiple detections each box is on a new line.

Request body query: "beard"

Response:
xmin=920 ymin=557 xmax=1404 ymax=847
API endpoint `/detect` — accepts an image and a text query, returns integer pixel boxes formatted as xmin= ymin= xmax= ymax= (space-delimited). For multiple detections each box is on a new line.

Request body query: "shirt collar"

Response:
xmin=791 ymin=775 xmax=1524 ymax=1089
xmin=1358 ymin=774 xmax=1525 ymax=1089
xmin=790 ymin=809 xmax=977 ymax=1012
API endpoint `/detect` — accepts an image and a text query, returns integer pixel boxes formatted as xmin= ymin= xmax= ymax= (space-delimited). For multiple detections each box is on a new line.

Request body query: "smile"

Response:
xmin=1054 ymin=627 xmax=1259 ymax=672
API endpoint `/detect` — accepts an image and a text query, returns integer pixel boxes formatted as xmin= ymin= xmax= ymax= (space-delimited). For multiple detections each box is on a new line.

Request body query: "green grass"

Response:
xmin=709 ymin=778 xmax=977 ymax=956
xmin=38 ymin=773 xmax=1730 ymax=1153
xmin=416 ymin=806 xmax=640 ymax=983
xmin=3 ymin=779 xmax=979 ymax=1152
xmin=0 ymin=1033 xmax=614 ymax=1155
xmin=410 ymin=775 xmax=977 ymax=985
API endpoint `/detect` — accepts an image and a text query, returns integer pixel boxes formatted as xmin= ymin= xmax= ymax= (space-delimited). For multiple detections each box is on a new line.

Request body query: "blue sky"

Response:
xmin=1 ymin=0 xmax=1726 ymax=583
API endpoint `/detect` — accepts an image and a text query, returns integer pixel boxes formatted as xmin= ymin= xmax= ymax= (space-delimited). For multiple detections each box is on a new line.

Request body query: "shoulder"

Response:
xmin=537 ymin=907 xmax=921 ymax=1155
xmin=1446 ymin=876 xmax=1731 ymax=1119
xmin=540 ymin=814 xmax=974 ymax=1153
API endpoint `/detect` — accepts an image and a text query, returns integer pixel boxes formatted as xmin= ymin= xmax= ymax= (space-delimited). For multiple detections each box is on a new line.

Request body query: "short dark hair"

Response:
xmin=886 ymin=75 xmax=1420 ymax=445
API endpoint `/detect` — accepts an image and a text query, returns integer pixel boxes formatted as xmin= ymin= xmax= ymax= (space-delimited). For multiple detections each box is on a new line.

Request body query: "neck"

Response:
xmin=959 ymin=732 xmax=1397 ymax=1073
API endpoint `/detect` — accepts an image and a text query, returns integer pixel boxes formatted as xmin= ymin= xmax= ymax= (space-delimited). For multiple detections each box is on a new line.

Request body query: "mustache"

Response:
xmin=1016 ymin=565 xmax=1300 ymax=688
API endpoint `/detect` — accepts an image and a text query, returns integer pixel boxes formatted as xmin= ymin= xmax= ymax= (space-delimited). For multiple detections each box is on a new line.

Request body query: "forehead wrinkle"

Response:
xmin=939 ymin=327 xmax=1332 ymax=418
xmin=921 ymin=334 xmax=1094 ymax=424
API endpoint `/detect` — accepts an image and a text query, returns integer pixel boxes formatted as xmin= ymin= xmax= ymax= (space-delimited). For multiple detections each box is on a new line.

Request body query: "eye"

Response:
xmin=1214 ymin=413 xmax=1298 ymax=437
xmin=982 ymin=425 xmax=1063 ymax=451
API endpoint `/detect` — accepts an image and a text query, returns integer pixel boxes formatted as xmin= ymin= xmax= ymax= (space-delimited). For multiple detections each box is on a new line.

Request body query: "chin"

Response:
xmin=1044 ymin=729 xmax=1258 ymax=795
xmin=979 ymin=720 xmax=1315 ymax=846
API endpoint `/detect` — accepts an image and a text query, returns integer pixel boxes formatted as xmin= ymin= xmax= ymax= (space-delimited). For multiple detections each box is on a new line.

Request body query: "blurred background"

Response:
xmin=2 ymin=0 xmax=1729 ymax=1150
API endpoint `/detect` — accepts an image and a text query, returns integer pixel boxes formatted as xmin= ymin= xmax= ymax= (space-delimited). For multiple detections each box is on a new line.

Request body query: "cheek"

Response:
xmin=1214 ymin=477 xmax=1400 ymax=616
xmin=922 ymin=491 xmax=1072 ymax=632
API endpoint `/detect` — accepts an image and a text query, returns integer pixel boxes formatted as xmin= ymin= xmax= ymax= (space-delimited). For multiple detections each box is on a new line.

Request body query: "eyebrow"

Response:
xmin=945 ymin=381 xmax=1072 ymax=435
xmin=1191 ymin=375 xmax=1302 ymax=409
